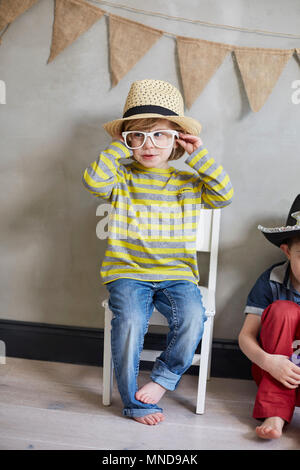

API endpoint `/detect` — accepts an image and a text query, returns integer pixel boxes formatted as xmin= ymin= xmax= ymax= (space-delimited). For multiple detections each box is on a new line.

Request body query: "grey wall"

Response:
xmin=0 ymin=0 xmax=299 ymax=339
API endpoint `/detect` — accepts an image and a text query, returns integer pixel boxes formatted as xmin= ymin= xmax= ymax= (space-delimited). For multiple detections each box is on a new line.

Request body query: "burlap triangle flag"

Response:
xmin=47 ymin=0 xmax=104 ymax=63
xmin=0 ymin=0 xmax=40 ymax=32
xmin=109 ymin=14 xmax=163 ymax=87
xmin=234 ymin=47 xmax=293 ymax=112
xmin=177 ymin=36 xmax=231 ymax=109
xmin=295 ymin=48 xmax=300 ymax=64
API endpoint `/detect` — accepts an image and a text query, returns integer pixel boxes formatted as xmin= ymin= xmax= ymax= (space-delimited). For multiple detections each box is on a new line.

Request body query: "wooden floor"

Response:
xmin=1 ymin=357 xmax=300 ymax=450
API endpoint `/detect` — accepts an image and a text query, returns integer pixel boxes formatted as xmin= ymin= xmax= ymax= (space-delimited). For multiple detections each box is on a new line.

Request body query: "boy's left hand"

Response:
xmin=176 ymin=133 xmax=203 ymax=155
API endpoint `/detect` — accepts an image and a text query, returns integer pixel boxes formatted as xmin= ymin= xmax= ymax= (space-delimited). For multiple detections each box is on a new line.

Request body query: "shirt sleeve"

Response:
xmin=244 ymin=269 xmax=273 ymax=316
xmin=184 ymin=145 xmax=234 ymax=209
xmin=82 ymin=140 xmax=132 ymax=201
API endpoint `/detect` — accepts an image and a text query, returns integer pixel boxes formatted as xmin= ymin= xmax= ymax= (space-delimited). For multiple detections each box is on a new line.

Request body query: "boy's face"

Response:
xmin=128 ymin=119 xmax=178 ymax=169
xmin=281 ymin=240 xmax=300 ymax=291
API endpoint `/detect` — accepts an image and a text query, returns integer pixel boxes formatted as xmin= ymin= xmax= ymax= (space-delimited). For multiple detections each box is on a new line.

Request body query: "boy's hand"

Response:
xmin=176 ymin=133 xmax=203 ymax=155
xmin=264 ymin=354 xmax=300 ymax=389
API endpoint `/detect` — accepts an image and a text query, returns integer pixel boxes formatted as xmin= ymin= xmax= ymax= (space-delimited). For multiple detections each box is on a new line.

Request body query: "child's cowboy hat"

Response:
xmin=258 ymin=194 xmax=300 ymax=247
xmin=103 ymin=79 xmax=202 ymax=137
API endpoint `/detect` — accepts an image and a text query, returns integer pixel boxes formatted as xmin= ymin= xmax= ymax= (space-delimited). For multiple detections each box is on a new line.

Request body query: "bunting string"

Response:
xmin=91 ymin=0 xmax=300 ymax=39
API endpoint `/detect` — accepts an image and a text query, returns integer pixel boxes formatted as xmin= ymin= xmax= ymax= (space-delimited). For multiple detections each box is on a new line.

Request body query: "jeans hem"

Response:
xmin=123 ymin=407 xmax=163 ymax=417
xmin=150 ymin=359 xmax=181 ymax=391
xmin=150 ymin=375 xmax=178 ymax=391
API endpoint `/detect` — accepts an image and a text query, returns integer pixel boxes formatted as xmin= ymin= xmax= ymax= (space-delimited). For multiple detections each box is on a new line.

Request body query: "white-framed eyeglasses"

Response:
xmin=121 ymin=130 xmax=179 ymax=149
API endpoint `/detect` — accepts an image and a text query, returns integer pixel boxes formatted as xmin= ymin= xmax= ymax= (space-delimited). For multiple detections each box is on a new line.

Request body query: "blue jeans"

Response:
xmin=105 ymin=278 xmax=207 ymax=418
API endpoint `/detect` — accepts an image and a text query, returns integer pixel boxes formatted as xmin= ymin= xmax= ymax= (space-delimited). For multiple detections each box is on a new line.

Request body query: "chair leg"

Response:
xmin=196 ymin=316 xmax=212 ymax=414
xmin=102 ymin=307 xmax=113 ymax=406
xmin=207 ymin=316 xmax=214 ymax=380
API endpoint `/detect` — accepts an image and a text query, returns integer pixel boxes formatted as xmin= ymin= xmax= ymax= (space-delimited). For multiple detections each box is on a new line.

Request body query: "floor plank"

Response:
xmin=1 ymin=357 xmax=300 ymax=450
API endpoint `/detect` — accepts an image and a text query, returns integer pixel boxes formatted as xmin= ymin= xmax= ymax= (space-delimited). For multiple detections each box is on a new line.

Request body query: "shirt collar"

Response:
xmin=270 ymin=260 xmax=290 ymax=286
xmin=270 ymin=260 xmax=300 ymax=295
xmin=131 ymin=161 xmax=175 ymax=174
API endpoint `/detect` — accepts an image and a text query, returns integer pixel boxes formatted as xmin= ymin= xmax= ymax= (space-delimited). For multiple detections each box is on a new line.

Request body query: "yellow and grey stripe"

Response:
xmin=82 ymin=141 xmax=233 ymax=285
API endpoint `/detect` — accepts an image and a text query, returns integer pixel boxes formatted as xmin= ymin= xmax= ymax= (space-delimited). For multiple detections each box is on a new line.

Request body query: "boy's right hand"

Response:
xmin=264 ymin=354 xmax=300 ymax=389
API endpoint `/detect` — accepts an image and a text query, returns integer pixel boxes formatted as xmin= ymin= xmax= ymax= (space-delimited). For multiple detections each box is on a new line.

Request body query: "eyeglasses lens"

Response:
xmin=125 ymin=131 xmax=175 ymax=149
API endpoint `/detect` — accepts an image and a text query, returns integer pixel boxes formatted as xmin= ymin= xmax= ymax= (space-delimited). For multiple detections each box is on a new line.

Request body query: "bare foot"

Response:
xmin=255 ymin=416 xmax=285 ymax=439
xmin=135 ymin=381 xmax=167 ymax=404
xmin=133 ymin=412 xmax=165 ymax=425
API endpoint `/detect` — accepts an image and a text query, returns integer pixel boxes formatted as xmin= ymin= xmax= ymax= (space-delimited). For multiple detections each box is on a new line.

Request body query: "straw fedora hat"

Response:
xmin=258 ymin=194 xmax=300 ymax=247
xmin=103 ymin=79 xmax=202 ymax=137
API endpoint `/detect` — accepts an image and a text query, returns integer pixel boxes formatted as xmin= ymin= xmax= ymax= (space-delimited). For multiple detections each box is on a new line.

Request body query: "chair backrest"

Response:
xmin=195 ymin=209 xmax=221 ymax=293
xmin=149 ymin=208 xmax=221 ymax=325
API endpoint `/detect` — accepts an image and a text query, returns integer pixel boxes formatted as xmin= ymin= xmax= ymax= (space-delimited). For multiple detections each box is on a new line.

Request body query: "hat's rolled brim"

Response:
xmin=103 ymin=113 xmax=202 ymax=137
xmin=261 ymin=229 xmax=300 ymax=247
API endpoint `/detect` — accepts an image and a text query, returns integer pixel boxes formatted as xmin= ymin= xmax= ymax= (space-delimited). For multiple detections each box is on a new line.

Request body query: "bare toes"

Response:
xmin=136 ymin=392 xmax=155 ymax=404
xmin=135 ymin=382 xmax=166 ymax=405
xmin=133 ymin=413 xmax=165 ymax=426
xmin=145 ymin=416 xmax=156 ymax=425
xmin=256 ymin=425 xmax=281 ymax=440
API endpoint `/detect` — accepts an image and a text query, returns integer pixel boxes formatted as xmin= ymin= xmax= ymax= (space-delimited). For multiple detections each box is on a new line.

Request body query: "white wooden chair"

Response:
xmin=101 ymin=208 xmax=221 ymax=414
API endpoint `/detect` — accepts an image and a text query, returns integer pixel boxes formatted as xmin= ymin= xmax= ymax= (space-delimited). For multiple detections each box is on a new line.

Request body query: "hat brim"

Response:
xmin=261 ymin=229 xmax=300 ymax=247
xmin=103 ymin=113 xmax=202 ymax=137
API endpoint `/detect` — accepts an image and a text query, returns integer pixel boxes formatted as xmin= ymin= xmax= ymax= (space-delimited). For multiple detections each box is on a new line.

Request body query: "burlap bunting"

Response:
xmin=47 ymin=0 xmax=104 ymax=64
xmin=0 ymin=0 xmax=40 ymax=32
xmin=177 ymin=36 xmax=231 ymax=109
xmin=109 ymin=14 xmax=163 ymax=87
xmin=234 ymin=47 xmax=293 ymax=112
xmin=1 ymin=0 xmax=299 ymax=111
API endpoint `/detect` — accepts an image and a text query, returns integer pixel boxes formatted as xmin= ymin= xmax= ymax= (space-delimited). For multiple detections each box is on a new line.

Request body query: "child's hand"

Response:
xmin=265 ymin=354 xmax=300 ymax=389
xmin=176 ymin=133 xmax=203 ymax=155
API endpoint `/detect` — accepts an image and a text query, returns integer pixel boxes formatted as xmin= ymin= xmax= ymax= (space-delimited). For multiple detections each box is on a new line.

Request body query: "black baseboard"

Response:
xmin=0 ymin=319 xmax=252 ymax=380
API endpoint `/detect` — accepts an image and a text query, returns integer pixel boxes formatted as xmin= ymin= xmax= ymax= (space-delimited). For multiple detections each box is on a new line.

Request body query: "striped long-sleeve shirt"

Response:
xmin=82 ymin=140 xmax=233 ymax=285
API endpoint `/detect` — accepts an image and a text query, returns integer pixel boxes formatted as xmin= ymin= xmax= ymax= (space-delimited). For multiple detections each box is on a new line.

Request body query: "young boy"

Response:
xmin=239 ymin=195 xmax=300 ymax=439
xmin=82 ymin=79 xmax=233 ymax=425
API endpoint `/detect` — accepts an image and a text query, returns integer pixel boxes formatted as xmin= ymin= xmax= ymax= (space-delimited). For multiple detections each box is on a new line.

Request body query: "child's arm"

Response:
xmin=82 ymin=140 xmax=132 ymax=200
xmin=177 ymin=133 xmax=233 ymax=209
xmin=239 ymin=314 xmax=300 ymax=389
xmin=238 ymin=314 xmax=268 ymax=370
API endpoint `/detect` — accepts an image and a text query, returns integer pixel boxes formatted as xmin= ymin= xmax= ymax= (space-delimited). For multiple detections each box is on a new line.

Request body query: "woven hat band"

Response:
xmin=123 ymin=105 xmax=178 ymax=118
